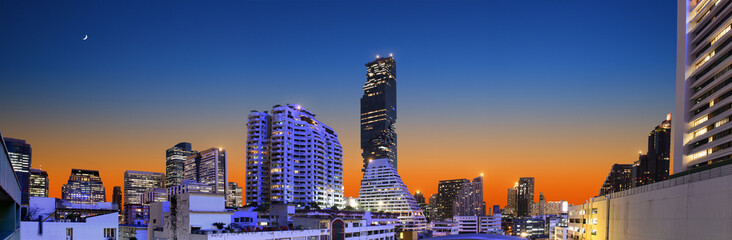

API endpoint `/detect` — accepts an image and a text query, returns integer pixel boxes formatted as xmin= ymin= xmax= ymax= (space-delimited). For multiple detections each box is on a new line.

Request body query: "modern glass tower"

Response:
xmin=516 ymin=177 xmax=534 ymax=217
xmin=184 ymin=148 xmax=227 ymax=194
xmin=165 ymin=142 xmax=196 ymax=188
xmin=124 ymin=170 xmax=165 ymax=205
xmin=435 ymin=178 xmax=469 ymax=220
xmin=61 ymin=169 xmax=106 ymax=204
xmin=29 ymin=168 xmax=48 ymax=198
xmin=4 ymin=137 xmax=31 ymax=205
xmin=361 ymin=56 xmax=397 ymax=171
xmin=676 ymin=0 xmax=732 ymax=173
xmin=454 ymin=175 xmax=486 ymax=217
xmin=245 ymin=104 xmax=344 ymax=208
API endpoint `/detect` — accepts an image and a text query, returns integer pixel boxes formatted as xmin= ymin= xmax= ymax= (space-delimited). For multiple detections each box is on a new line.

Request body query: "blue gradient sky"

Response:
xmin=0 ymin=1 xmax=676 ymax=205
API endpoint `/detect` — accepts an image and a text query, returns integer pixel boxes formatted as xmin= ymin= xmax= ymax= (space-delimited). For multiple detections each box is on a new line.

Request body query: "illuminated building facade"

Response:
xmin=675 ymin=0 xmax=732 ymax=173
xmin=599 ymin=164 xmax=633 ymax=196
xmin=165 ymin=142 xmax=196 ymax=188
xmin=61 ymin=169 xmax=106 ymax=204
xmin=245 ymin=104 xmax=344 ymax=208
xmin=454 ymin=175 xmax=486 ymax=217
xmin=124 ymin=170 xmax=164 ymax=205
xmin=184 ymin=148 xmax=227 ymax=194
xmin=361 ymin=56 xmax=398 ymax=171
xmin=516 ymin=177 xmax=535 ymax=217
xmin=4 ymin=137 xmax=31 ymax=204
xmin=435 ymin=178 xmax=469 ymax=220
xmin=358 ymin=158 xmax=426 ymax=231
xmin=29 ymin=168 xmax=48 ymax=198
xmin=226 ymin=182 xmax=243 ymax=208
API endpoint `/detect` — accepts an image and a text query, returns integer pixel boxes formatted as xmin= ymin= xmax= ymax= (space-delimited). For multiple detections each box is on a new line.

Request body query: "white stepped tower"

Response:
xmin=358 ymin=158 xmax=426 ymax=231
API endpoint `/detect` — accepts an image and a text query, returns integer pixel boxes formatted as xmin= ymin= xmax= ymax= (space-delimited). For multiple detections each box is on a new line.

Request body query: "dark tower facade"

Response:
xmin=361 ymin=56 xmax=397 ymax=171
xmin=633 ymin=114 xmax=671 ymax=187
xmin=4 ymin=138 xmax=31 ymax=205
xmin=166 ymin=142 xmax=196 ymax=188
xmin=516 ymin=177 xmax=534 ymax=217
xmin=436 ymin=178 xmax=469 ymax=220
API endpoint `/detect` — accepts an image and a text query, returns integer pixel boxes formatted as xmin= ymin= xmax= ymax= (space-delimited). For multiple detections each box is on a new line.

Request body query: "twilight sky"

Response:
xmin=0 ymin=1 xmax=676 ymax=206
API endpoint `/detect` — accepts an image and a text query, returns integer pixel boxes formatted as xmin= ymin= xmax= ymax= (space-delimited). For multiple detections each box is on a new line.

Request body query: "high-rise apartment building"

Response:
xmin=675 ymin=0 xmax=732 ymax=173
xmin=184 ymin=148 xmax=227 ymax=194
xmin=61 ymin=169 xmax=106 ymax=204
xmin=454 ymin=175 xmax=486 ymax=216
xmin=226 ymin=182 xmax=242 ymax=208
xmin=4 ymin=137 xmax=31 ymax=204
xmin=435 ymin=178 xmax=469 ymax=220
xmin=358 ymin=158 xmax=426 ymax=231
xmin=634 ymin=114 xmax=672 ymax=187
xmin=361 ymin=56 xmax=397 ymax=171
xmin=166 ymin=142 xmax=196 ymax=188
xmin=124 ymin=170 xmax=165 ymax=205
xmin=245 ymin=104 xmax=344 ymax=208
xmin=516 ymin=177 xmax=535 ymax=217
xmin=599 ymin=164 xmax=633 ymax=196
xmin=29 ymin=168 xmax=48 ymax=197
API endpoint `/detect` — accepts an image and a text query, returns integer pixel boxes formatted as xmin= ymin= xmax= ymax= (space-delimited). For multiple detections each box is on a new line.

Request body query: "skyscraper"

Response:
xmin=226 ymin=182 xmax=242 ymax=208
xmin=29 ymin=169 xmax=48 ymax=198
xmin=633 ymin=114 xmax=671 ymax=187
xmin=166 ymin=142 xmax=196 ymax=188
xmin=414 ymin=191 xmax=426 ymax=205
xmin=436 ymin=178 xmax=470 ymax=220
xmin=506 ymin=184 xmax=518 ymax=215
xmin=112 ymin=186 xmax=122 ymax=212
xmin=184 ymin=148 xmax=227 ymax=194
xmin=361 ymin=56 xmax=397 ymax=171
xmin=516 ymin=177 xmax=534 ymax=217
xmin=599 ymin=164 xmax=633 ymax=196
xmin=675 ymin=0 xmax=732 ymax=173
xmin=454 ymin=175 xmax=486 ymax=216
xmin=245 ymin=104 xmax=344 ymax=208
xmin=61 ymin=169 xmax=106 ymax=204
xmin=358 ymin=158 xmax=426 ymax=231
xmin=4 ymin=137 xmax=31 ymax=204
xmin=124 ymin=171 xmax=165 ymax=205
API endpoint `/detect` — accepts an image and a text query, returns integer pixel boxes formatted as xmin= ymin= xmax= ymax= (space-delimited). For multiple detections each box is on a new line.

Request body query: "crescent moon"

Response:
xmin=83 ymin=35 xmax=88 ymax=41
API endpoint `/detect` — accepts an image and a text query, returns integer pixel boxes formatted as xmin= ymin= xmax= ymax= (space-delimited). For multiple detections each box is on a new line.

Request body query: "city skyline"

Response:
xmin=0 ymin=1 xmax=676 ymax=208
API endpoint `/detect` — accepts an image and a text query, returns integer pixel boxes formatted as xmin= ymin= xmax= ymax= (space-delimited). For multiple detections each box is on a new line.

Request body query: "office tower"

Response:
xmin=454 ymin=175 xmax=486 ymax=216
xmin=141 ymin=188 xmax=167 ymax=205
xmin=675 ymin=0 xmax=732 ymax=173
xmin=634 ymin=114 xmax=672 ymax=187
xmin=427 ymin=194 xmax=439 ymax=221
xmin=226 ymin=182 xmax=242 ymax=208
xmin=245 ymin=104 xmax=344 ymax=208
xmin=414 ymin=191 xmax=426 ymax=204
xmin=184 ymin=148 xmax=227 ymax=194
xmin=516 ymin=177 xmax=534 ymax=217
xmin=29 ymin=168 xmax=48 ymax=197
xmin=165 ymin=142 xmax=196 ymax=188
xmin=61 ymin=169 xmax=106 ymax=204
xmin=124 ymin=171 xmax=165 ymax=205
xmin=4 ymin=137 xmax=31 ymax=204
xmin=599 ymin=164 xmax=633 ymax=196
xmin=361 ymin=56 xmax=398 ymax=171
xmin=506 ymin=184 xmax=517 ymax=215
xmin=358 ymin=158 xmax=426 ymax=231
xmin=493 ymin=205 xmax=501 ymax=215
xmin=167 ymin=179 xmax=214 ymax=198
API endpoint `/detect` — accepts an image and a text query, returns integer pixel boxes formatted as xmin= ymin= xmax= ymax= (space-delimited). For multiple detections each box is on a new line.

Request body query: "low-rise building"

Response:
xmin=21 ymin=197 xmax=118 ymax=240
xmin=453 ymin=214 xmax=502 ymax=234
xmin=429 ymin=221 xmax=459 ymax=237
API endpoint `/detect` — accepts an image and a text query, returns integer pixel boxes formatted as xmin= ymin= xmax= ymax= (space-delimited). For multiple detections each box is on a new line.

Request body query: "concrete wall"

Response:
xmin=20 ymin=212 xmax=118 ymax=240
xmin=608 ymin=172 xmax=732 ymax=240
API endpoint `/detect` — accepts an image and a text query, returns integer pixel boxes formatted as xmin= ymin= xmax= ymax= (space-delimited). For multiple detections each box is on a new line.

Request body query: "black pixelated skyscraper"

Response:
xmin=361 ymin=56 xmax=397 ymax=171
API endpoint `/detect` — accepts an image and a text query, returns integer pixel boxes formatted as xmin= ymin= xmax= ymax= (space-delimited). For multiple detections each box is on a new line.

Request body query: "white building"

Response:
xmin=226 ymin=182 xmax=242 ymax=208
xmin=453 ymin=214 xmax=501 ymax=234
xmin=358 ymin=158 xmax=427 ymax=231
xmin=675 ymin=0 xmax=732 ymax=173
xmin=21 ymin=212 xmax=118 ymax=240
xmin=245 ymin=104 xmax=345 ymax=208
xmin=429 ymin=221 xmax=459 ymax=237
